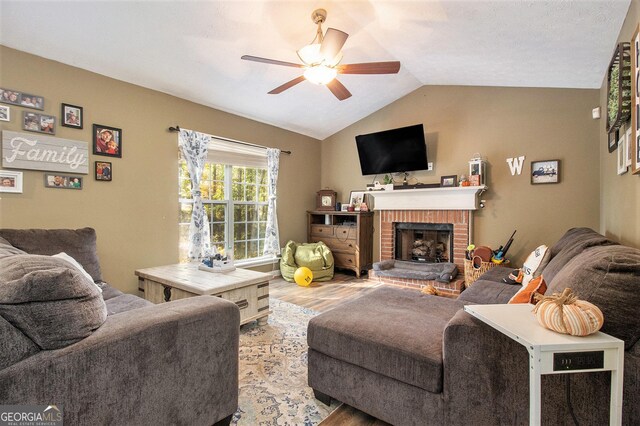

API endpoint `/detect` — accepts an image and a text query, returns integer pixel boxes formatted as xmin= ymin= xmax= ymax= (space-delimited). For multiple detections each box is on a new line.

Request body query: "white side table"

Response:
xmin=464 ymin=304 xmax=624 ymax=425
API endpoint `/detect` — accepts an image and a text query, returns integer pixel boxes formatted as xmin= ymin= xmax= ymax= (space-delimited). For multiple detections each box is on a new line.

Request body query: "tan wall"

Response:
xmin=600 ymin=0 xmax=640 ymax=248
xmin=321 ymin=85 xmax=601 ymax=266
xmin=0 ymin=46 xmax=321 ymax=293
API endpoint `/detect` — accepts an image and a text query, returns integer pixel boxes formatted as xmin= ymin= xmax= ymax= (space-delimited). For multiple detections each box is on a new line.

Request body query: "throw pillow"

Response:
xmin=508 ymin=275 xmax=547 ymax=304
xmin=0 ymin=254 xmax=107 ymax=350
xmin=52 ymin=252 xmax=102 ymax=293
xmin=521 ymin=245 xmax=551 ymax=285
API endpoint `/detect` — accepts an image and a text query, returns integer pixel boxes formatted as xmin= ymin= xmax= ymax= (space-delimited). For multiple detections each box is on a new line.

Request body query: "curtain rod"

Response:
xmin=168 ymin=125 xmax=292 ymax=155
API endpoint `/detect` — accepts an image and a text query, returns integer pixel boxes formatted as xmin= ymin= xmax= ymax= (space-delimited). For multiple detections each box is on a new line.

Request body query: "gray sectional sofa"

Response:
xmin=0 ymin=228 xmax=240 ymax=425
xmin=308 ymin=227 xmax=640 ymax=425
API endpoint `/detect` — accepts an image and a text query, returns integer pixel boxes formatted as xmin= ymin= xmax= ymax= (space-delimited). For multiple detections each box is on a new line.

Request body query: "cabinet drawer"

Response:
xmin=319 ymin=237 xmax=356 ymax=253
xmin=310 ymin=225 xmax=334 ymax=237
xmin=335 ymin=226 xmax=357 ymax=240
xmin=333 ymin=252 xmax=357 ymax=268
xmin=219 ymin=286 xmax=258 ymax=322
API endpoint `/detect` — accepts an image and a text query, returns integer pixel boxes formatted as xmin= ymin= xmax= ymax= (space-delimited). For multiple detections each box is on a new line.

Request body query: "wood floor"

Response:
xmin=269 ymin=271 xmax=384 ymax=312
xmin=270 ymin=272 xmax=391 ymax=426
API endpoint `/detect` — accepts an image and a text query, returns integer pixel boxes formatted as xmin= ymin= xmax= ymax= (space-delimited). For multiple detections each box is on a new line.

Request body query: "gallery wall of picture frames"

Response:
xmin=0 ymin=86 xmax=123 ymax=190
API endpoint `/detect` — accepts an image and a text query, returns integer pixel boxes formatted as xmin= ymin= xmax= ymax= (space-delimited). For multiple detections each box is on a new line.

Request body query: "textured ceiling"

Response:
xmin=0 ymin=0 xmax=631 ymax=140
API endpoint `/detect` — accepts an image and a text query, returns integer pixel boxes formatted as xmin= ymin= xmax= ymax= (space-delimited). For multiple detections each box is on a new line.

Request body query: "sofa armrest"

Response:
xmin=0 ymin=296 xmax=240 ymax=425
xmin=443 ymin=309 xmax=612 ymax=425
xmin=443 ymin=309 xmax=530 ymax=425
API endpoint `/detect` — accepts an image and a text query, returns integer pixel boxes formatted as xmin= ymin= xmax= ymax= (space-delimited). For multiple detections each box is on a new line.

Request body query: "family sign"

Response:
xmin=2 ymin=131 xmax=88 ymax=174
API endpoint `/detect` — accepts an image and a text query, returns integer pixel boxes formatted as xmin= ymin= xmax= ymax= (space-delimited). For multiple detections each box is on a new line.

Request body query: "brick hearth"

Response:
xmin=375 ymin=209 xmax=471 ymax=295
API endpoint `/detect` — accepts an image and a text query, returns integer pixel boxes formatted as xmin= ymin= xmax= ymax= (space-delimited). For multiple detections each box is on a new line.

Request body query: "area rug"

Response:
xmin=232 ymin=298 xmax=339 ymax=425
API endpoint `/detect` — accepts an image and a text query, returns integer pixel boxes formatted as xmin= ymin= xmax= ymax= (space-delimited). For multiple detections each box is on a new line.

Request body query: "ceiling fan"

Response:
xmin=241 ymin=8 xmax=401 ymax=101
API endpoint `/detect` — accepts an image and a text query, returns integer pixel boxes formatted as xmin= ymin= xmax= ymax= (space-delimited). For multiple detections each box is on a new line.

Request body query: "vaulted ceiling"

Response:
xmin=0 ymin=0 xmax=631 ymax=139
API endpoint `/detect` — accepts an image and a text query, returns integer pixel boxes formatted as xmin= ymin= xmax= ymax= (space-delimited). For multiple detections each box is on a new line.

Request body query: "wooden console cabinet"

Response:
xmin=307 ymin=211 xmax=374 ymax=278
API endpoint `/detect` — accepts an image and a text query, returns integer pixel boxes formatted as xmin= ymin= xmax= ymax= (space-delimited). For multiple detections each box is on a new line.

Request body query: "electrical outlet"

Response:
xmin=427 ymin=162 xmax=433 ymax=171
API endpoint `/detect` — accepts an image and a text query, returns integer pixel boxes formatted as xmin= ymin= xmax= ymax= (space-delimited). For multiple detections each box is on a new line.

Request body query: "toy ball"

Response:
xmin=294 ymin=267 xmax=313 ymax=287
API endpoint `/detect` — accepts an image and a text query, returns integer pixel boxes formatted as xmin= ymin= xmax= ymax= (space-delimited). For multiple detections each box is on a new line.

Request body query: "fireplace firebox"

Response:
xmin=394 ymin=223 xmax=454 ymax=263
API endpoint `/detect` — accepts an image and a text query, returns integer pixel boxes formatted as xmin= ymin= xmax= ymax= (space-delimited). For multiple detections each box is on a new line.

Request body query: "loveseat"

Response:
xmin=307 ymin=228 xmax=640 ymax=425
xmin=0 ymin=228 xmax=240 ymax=425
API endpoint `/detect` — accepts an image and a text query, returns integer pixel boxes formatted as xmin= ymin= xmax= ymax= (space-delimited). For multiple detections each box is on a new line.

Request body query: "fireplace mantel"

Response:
xmin=368 ymin=186 xmax=487 ymax=211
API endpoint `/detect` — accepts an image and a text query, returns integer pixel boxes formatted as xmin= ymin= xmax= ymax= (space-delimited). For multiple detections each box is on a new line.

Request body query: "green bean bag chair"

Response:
xmin=280 ymin=240 xmax=334 ymax=282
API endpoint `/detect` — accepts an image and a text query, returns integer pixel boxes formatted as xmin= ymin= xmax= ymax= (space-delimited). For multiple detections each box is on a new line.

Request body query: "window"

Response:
xmin=179 ymin=161 xmax=269 ymax=263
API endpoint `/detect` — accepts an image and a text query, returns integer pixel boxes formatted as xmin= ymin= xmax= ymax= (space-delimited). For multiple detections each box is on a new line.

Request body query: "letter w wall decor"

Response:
xmin=2 ymin=130 xmax=89 ymax=174
xmin=506 ymin=156 xmax=525 ymax=176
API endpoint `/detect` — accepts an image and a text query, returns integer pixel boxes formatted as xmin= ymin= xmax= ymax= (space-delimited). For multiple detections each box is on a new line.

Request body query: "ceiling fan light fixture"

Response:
xmin=304 ymin=65 xmax=337 ymax=85
xmin=297 ymin=43 xmax=323 ymax=65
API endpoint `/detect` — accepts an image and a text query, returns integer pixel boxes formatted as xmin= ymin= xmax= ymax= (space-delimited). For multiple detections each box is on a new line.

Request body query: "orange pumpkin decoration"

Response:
xmin=533 ymin=288 xmax=604 ymax=336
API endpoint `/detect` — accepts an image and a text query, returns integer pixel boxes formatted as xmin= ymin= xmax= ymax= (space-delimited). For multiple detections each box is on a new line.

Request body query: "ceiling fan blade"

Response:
xmin=268 ymin=76 xmax=306 ymax=94
xmin=320 ymin=28 xmax=349 ymax=62
xmin=241 ymin=55 xmax=304 ymax=68
xmin=327 ymin=79 xmax=352 ymax=101
xmin=337 ymin=61 xmax=401 ymax=74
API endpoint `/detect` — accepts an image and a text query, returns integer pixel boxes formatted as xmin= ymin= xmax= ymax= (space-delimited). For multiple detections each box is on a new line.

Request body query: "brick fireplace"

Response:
xmin=368 ymin=187 xmax=484 ymax=296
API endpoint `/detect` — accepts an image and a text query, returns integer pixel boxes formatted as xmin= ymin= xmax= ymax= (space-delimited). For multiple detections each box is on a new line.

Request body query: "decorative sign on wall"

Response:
xmin=506 ymin=156 xmax=525 ymax=176
xmin=2 ymin=130 xmax=89 ymax=174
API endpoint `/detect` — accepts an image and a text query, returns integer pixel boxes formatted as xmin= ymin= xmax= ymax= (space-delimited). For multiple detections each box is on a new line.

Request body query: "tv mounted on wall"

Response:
xmin=355 ymin=124 xmax=428 ymax=176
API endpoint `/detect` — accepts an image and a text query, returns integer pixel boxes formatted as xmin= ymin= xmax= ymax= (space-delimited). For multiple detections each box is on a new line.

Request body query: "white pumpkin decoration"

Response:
xmin=533 ymin=288 xmax=604 ymax=336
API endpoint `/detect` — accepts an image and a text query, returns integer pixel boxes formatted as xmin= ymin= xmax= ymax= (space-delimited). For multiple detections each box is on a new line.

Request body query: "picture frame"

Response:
xmin=95 ymin=161 xmax=112 ymax=181
xmin=0 ymin=170 xmax=23 ymax=193
xmin=0 ymin=88 xmax=44 ymax=110
xmin=606 ymin=42 xmax=632 ymax=150
xmin=348 ymin=190 xmax=366 ymax=207
xmin=93 ymin=124 xmax=122 ymax=158
xmin=440 ymin=175 xmax=457 ymax=187
xmin=44 ymin=174 xmax=83 ymax=190
xmin=633 ymin=25 xmax=640 ymax=174
xmin=626 ymin=127 xmax=633 ymax=167
xmin=340 ymin=204 xmax=350 ymax=212
xmin=0 ymin=105 xmax=9 ymax=122
xmin=23 ymin=111 xmax=55 ymax=135
xmin=531 ymin=160 xmax=560 ymax=184
xmin=61 ymin=103 xmax=83 ymax=129
xmin=617 ymin=134 xmax=628 ymax=175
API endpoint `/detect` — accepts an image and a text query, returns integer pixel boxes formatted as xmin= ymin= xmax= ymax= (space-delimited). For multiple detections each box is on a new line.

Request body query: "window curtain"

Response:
xmin=178 ymin=129 xmax=212 ymax=260
xmin=263 ymin=148 xmax=280 ymax=255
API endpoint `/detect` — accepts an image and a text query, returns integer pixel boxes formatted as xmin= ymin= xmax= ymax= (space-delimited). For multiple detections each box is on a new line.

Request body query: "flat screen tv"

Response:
xmin=355 ymin=124 xmax=428 ymax=175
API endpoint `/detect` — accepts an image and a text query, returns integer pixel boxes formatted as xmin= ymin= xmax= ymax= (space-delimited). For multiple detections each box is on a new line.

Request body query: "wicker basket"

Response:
xmin=463 ymin=257 xmax=508 ymax=288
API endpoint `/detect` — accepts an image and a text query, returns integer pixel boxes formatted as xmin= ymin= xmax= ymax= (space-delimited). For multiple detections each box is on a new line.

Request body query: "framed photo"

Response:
xmin=617 ymin=135 xmax=628 ymax=175
xmin=348 ymin=190 xmax=366 ymax=207
xmin=626 ymin=127 xmax=633 ymax=167
xmin=633 ymin=25 xmax=640 ymax=174
xmin=20 ymin=93 xmax=44 ymax=110
xmin=95 ymin=161 xmax=112 ymax=181
xmin=0 ymin=88 xmax=44 ymax=110
xmin=531 ymin=160 xmax=560 ymax=184
xmin=0 ymin=105 xmax=9 ymax=122
xmin=61 ymin=103 xmax=83 ymax=129
xmin=23 ymin=111 xmax=55 ymax=135
xmin=93 ymin=124 xmax=122 ymax=158
xmin=0 ymin=170 xmax=23 ymax=193
xmin=45 ymin=174 xmax=82 ymax=190
xmin=440 ymin=175 xmax=457 ymax=187
xmin=340 ymin=204 xmax=350 ymax=212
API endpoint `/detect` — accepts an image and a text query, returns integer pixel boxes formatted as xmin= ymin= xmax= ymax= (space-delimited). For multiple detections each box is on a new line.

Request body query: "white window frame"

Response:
xmin=179 ymin=160 xmax=275 ymax=266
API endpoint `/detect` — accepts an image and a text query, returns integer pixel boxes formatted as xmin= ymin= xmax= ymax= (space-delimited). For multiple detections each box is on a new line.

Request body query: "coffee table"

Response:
xmin=135 ymin=263 xmax=270 ymax=325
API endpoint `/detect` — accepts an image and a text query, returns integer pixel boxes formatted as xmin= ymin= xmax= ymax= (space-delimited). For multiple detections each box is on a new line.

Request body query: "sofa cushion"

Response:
xmin=0 ymin=254 xmax=107 ymax=350
xmin=458 ymin=280 xmax=520 ymax=304
xmin=0 ymin=228 xmax=103 ymax=281
xmin=0 ymin=314 xmax=40 ymax=370
xmin=543 ymin=228 xmax=618 ymax=284
xmin=547 ymin=245 xmax=640 ymax=349
xmin=0 ymin=236 xmax=26 ymax=259
xmin=308 ymin=286 xmax=464 ymax=393
xmin=105 ymin=294 xmax=153 ymax=315
xmin=472 ymin=264 xmax=512 ymax=283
